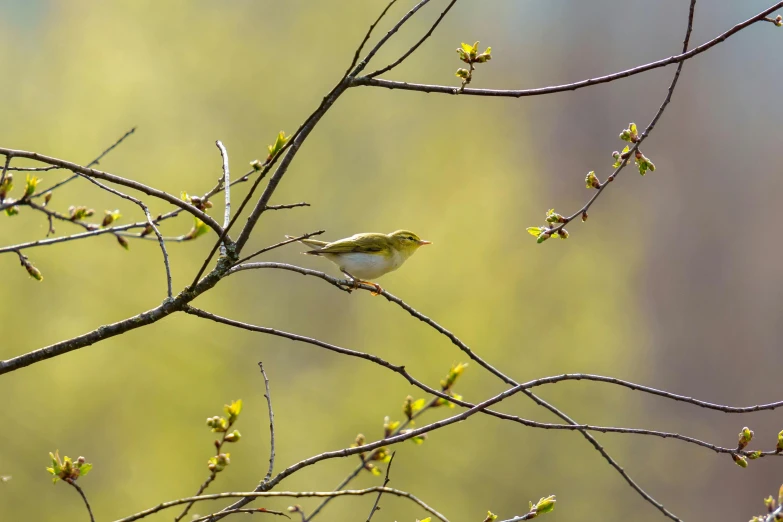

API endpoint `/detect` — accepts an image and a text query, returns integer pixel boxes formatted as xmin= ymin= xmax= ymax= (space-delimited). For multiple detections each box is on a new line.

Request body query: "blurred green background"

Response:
xmin=2 ymin=1 xmax=782 ymax=520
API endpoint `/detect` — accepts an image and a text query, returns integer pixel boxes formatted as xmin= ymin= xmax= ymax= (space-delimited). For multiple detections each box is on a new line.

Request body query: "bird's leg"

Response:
xmin=341 ymin=270 xmax=383 ymax=296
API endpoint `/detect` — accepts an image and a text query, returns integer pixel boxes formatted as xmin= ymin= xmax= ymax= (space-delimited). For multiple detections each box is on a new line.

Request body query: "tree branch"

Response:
xmin=258 ymin=362 xmax=277 ymax=486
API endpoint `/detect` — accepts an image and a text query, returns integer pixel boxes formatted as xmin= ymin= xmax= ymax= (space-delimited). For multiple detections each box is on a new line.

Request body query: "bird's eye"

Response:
xmin=408 ymin=236 xmax=414 ymax=241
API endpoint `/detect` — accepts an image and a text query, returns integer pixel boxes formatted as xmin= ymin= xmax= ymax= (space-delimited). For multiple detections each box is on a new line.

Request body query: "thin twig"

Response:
xmin=174 ymin=475 xmax=217 ymax=522
xmin=66 ymin=479 xmax=96 ymax=522
xmin=32 ymin=127 xmax=137 ymax=197
xmin=216 ymin=140 xmax=231 ymax=257
xmin=264 ymin=202 xmax=310 ymax=211
xmin=114 ymin=487 xmax=449 ymax=522
xmin=233 ymin=231 xmax=325 ymax=266
xmin=258 ymin=362 xmax=276 ymax=485
xmin=351 ymin=0 xmax=434 ymax=76
xmin=365 ymin=0 xmax=459 ymax=78
xmin=193 ymin=508 xmax=289 ymax=521
xmin=365 ymin=452 xmax=395 ymax=522
xmin=71 ymin=173 xmax=173 ymax=298
xmin=345 ymin=0 xmax=400 ymax=76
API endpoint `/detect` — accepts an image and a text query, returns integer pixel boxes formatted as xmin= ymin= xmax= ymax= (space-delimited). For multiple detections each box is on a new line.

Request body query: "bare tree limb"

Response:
xmin=114 ymin=487 xmax=449 ymax=522
xmin=66 ymin=479 xmax=95 ymax=522
xmin=258 ymin=362 xmax=276 ymax=486
xmin=217 ymin=140 xmax=231 ymax=258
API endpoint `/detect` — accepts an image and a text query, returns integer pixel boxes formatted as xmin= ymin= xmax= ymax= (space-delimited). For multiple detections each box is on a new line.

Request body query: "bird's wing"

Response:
xmin=311 ymin=233 xmax=388 ymax=254
xmin=285 ymin=235 xmax=329 ymax=248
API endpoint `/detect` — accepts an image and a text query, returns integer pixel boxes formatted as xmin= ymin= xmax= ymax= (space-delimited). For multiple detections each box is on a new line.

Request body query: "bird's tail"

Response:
xmin=285 ymin=235 xmax=329 ymax=255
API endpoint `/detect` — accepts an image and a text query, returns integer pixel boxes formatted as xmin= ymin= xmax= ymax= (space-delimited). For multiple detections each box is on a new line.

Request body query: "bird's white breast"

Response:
xmin=323 ymin=251 xmax=403 ymax=280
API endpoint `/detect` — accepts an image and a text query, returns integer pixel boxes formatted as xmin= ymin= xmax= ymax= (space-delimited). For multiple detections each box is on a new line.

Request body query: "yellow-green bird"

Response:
xmin=287 ymin=230 xmax=431 ymax=294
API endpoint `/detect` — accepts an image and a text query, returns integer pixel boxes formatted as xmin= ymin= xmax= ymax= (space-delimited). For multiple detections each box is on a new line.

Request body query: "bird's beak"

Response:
xmin=418 ymin=240 xmax=432 ymax=246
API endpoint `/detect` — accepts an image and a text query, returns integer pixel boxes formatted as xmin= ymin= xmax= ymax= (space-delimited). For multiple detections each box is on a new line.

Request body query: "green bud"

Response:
xmin=776 ymin=430 xmax=783 ymax=453
xmin=102 ymin=209 xmax=121 ymax=227
xmin=747 ymin=451 xmax=762 ymax=460
xmin=585 ymin=171 xmax=600 ymax=189
xmin=534 ymin=495 xmax=556 ymax=514
xmin=483 ymin=512 xmax=498 ymax=522
xmin=738 ymin=427 xmax=754 ymax=449
xmin=403 ymin=395 xmax=414 ymax=420
xmin=24 ymin=174 xmax=41 ymax=197
xmin=5 ymin=204 xmax=19 ymax=216
xmin=731 ymin=453 xmax=748 ymax=468
xmin=775 ymin=15 xmax=782 ymax=27
xmin=224 ymin=430 xmax=241 ymax=443
xmin=455 ymin=68 xmax=470 ymax=79
xmin=116 ymin=235 xmax=130 ymax=250
xmin=44 ymin=191 xmax=52 ymax=205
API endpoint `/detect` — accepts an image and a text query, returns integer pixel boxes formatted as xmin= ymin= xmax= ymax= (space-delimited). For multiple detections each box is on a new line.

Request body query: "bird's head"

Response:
xmin=388 ymin=230 xmax=431 ymax=256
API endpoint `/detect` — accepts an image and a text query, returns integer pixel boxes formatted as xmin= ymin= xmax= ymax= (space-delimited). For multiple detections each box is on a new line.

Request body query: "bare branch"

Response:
xmin=71 ymin=172 xmax=173 ymax=298
xmin=192 ymin=508 xmax=289 ymax=521
xmin=365 ymin=0 xmax=459 ymax=78
xmin=352 ymin=1 xmax=782 ymax=97
xmin=264 ymin=202 xmax=310 ymax=211
xmin=350 ymin=0 xmax=434 ymax=76
xmin=31 ymin=126 xmax=137 ymax=197
xmin=217 ymin=140 xmax=231 ymax=258
xmin=0 ymin=147 xmax=224 ymax=237
xmin=345 ymin=0 xmax=400 ymax=76
xmin=233 ymin=231 xmax=325 ymax=266
xmin=258 ymin=362 xmax=276 ymax=486
xmin=114 ymin=487 xmax=449 ymax=522
xmin=66 ymin=479 xmax=95 ymax=522
xmin=365 ymin=452 xmax=395 ymax=522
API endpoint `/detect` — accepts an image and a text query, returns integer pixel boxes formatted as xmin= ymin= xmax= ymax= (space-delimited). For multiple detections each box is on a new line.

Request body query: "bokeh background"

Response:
xmin=2 ymin=1 xmax=782 ymax=520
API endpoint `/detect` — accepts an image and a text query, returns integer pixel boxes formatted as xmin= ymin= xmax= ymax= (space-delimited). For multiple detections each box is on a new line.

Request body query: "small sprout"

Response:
xmin=224 ymin=430 xmax=241 ymax=443
xmin=208 ymin=453 xmax=230 ymax=472
xmin=224 ymin=399 xmax=243 ymax=424
xmin=738 ymin=427 xmax=754 ymax=449
xmin=5 ymin=202 xmax=19 ymax=216
xmin=619 ymin=122 xmax=639 ymax=143
xmin=455 ymin=68 xmax=470 ymax=79
xmin=24 ymin=174 xmax=41 ymax=198
xmin=383 ymin=416 xmax=400 ymax=438
xmin=747 ymin=451 xmax=763 ymax=460
xmin=613 ymin=145 xmax=631 ymax=168
xmin=184 ymin=217 xmax=210 ymax=240
xmin=0 ymin=173 xmax=13 ymax=200
xmin=18 ymin=253 xmax=43 ymax=281
xmin=139 ymin=224 xmax=154 ymax=237
xmin=116 ymin=235 xmax=130 ymax=250
xmin=440 ymin=362 xmax=468 ymax=391
xmin=46 ymin=451 xmax=92 ymax=484
xmin=371 ymin=447 xmax=391 ymax=463
xmin=454 ymin=41 xmax=491 ymax=87
xmin=526 ymin=226 xmax=542 ymax=237
xmin=207 ymin=416 xmax=228 ymax=433
xmin=731 ymin=453 xmax=748 ymax=468
xmin=483 ymin=512 xmax=498 ymax=522
xmin=416 ymin=519 xmax=432 ymax=522
xmin=44 ymin=191 xmax=52 ymax=205
xmin=634 ymin=150 xmax=656 ymax=176
xmin=351 ymin=433 xmax=366 ymax=448
xmin=764 ymin=495 xmax=776 ymax=512
xmin=776 ymin=430 xmax=783 ymax=453
xmin=545 ymin=209 xmax=565 ymax=224
xmin=530 ymin=495 xmax=556 ymax=515
xmin=537 ymin=231 xmax=551 ymax=243
xmin=268 ymin=131 xmax=292 ymax=160
xmin=102 ymin=209 xmax=121 ymax=227
xmin=68 ymin=205 xmax=94 ymax=221
xmin=403 ymin=395 xmax=415 ymax=420
xmin=585 ymin=171 xmax=600 ymax=189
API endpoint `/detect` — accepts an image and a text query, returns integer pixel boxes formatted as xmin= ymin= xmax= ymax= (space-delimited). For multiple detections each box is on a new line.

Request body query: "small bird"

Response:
xmin=287 ymin=230 xmax=431 ymax=295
